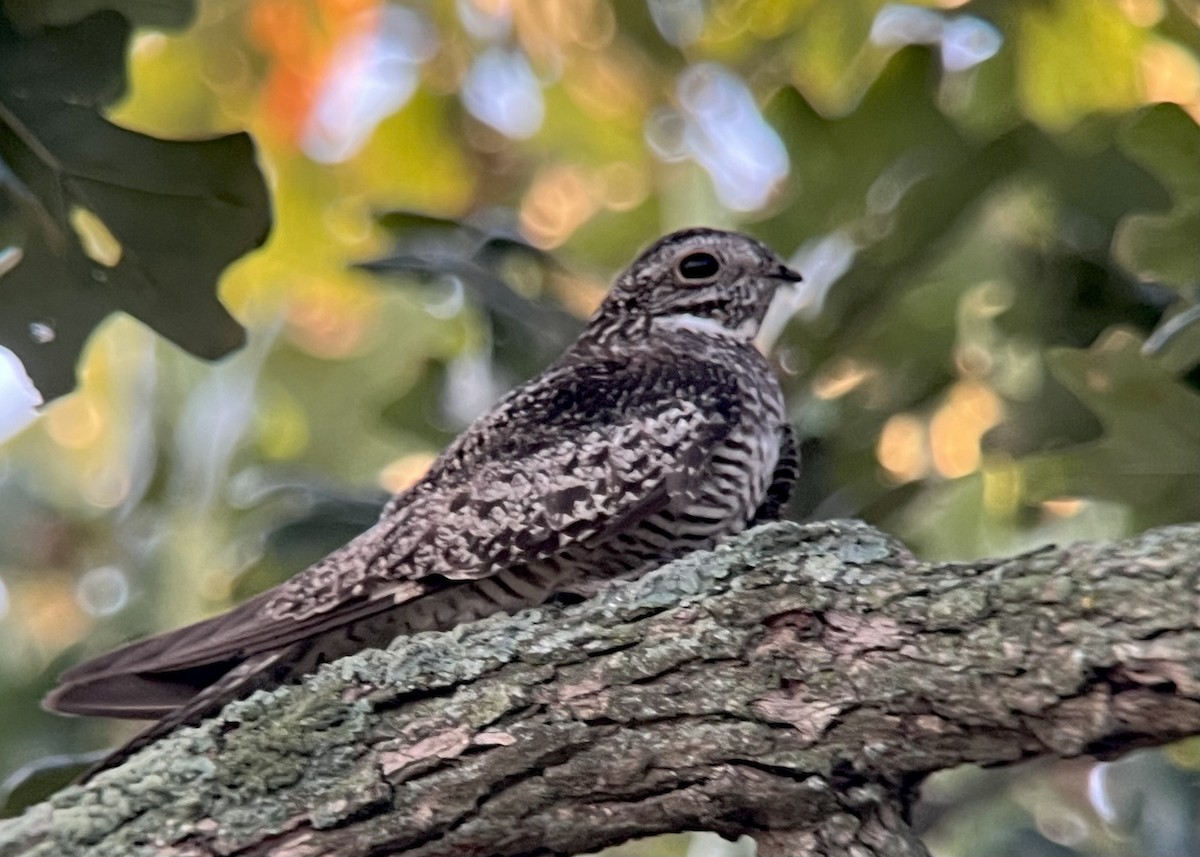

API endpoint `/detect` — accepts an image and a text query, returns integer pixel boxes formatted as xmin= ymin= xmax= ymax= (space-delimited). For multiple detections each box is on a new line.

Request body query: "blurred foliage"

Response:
xmin=0 ymin=0 xmax=1199 ymax=854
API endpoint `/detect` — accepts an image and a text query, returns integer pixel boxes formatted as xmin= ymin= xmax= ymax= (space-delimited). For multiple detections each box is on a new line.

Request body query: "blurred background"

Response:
xmin=1 ymin=0 xmax=1199 ymax=854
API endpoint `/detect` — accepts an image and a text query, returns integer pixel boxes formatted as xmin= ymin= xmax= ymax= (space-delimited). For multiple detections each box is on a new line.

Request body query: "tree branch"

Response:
xmin=3 ymin=520 xmax=1200 ymax=857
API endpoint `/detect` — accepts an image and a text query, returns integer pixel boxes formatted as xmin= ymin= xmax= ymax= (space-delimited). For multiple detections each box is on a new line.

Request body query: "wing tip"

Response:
xmin=43 ymin=673 xmax=195 ymax=720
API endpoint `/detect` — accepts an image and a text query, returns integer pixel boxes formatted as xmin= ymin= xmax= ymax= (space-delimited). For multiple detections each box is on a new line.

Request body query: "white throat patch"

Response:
xmin=654 ymin=313 xmax=757 ymax=341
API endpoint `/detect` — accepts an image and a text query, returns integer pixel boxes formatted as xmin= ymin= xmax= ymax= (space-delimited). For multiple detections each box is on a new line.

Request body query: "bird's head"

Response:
xmin=587 ymin=227 xmax=802 ymax=344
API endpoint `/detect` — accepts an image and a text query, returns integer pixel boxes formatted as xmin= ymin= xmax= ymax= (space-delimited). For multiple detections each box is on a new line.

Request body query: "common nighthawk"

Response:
xmin=45 ymin=227 xmax=802 ymax=771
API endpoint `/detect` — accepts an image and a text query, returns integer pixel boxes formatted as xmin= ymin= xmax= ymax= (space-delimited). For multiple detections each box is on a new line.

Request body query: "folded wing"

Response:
xmin=45 ymin=355 xmax=744 ymax=723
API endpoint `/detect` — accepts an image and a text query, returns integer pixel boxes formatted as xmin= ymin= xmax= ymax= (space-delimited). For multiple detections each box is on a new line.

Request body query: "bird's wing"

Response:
xmin=47 ymin=356 xmax=745 ymax=710
xmin=750 ymin=423 xmax=798 ymax=525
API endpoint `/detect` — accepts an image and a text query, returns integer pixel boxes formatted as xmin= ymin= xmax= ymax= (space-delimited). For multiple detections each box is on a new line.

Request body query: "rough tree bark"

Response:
xmin=2 ymin=519 xmax=1200 ymax=857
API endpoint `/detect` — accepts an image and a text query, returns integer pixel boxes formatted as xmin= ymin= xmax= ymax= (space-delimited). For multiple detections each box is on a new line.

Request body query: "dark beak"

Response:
xmin=773 ymin=263 xmax=803 ymax=283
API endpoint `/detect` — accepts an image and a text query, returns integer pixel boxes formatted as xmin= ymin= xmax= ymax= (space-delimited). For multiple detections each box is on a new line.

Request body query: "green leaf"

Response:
xmin=1115 ymin=104 xmax=1200 ymax=288
xmin=0 ymin=10 xmax=270 ymax=400
xmin=1020 ymin=336 xmax=1200 ymax=523
xmin=1116 ymin=204 xmax=1200 ymax=287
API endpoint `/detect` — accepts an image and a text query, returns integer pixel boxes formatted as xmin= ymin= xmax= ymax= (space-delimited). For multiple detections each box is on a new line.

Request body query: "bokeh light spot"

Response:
xmin=1042 ymin=497 xmax=1084 ymax=518
xmin=877 ymin=413 xmax=930 ymax=483
xmin=75 ymin=566 xmax=130 ymax=618
xmin=83 ymin=464 xmax=132 ymax=509
xmin=0 ymin=346 xmax=42 ymax=444
xmin=68 ymin=206 xmax=123 ymax=268
xmin=673 ymin=63 xmax=789 ymax=211
xmin=929 ymin=381 xmax=1004 ymax=479
xmin=520 ymin=165 xmax=599 ymax=248
xmin=303 ymin=5 xmax=437 ymax=163
xmin=1140 ymin=38 xmax=1200 ymax=120
xmin=812 ymin=359 xmax=874 ymax=401
xmin=46 ymin=394 xmax=104 ymax=450
xmin=379 ymin=451 xmax=437 ymax=493
xmin=462 ymin=47 xmax=544 ymax=139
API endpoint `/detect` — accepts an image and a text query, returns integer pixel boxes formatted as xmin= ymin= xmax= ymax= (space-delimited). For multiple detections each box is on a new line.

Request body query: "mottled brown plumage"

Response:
xmin=45 ymin=227 xmax=801 ymax=773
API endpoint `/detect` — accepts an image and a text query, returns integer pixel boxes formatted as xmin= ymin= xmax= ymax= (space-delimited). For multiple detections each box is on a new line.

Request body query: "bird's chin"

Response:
xmin=653 ymin=312 xmax=758 ymax=341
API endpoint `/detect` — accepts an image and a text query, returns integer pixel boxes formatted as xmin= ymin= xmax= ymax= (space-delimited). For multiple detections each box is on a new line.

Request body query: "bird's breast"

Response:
xmin=587 ymin=335 xmax=786 ymax=567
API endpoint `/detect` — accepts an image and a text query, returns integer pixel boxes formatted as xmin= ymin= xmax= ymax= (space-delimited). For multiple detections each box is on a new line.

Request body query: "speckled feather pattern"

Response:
xmin=46 ymin=228 xmax=802 ymax=770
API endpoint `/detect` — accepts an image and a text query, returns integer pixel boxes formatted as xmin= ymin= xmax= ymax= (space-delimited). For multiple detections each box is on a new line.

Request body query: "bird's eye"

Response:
xmin=676 ymin=251 xmax=721 ymax=281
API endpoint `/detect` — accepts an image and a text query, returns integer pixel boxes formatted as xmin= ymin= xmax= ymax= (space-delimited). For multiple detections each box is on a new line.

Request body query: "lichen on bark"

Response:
xmin=3 ymin=519 xmax=1200 ymax=857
